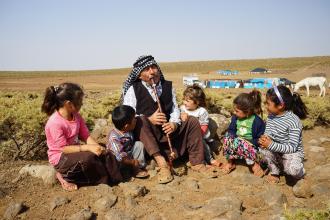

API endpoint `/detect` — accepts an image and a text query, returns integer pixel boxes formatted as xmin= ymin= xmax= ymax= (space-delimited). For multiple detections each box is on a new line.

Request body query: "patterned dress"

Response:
xmin=223 ymin=114 xmax=265 ymax=164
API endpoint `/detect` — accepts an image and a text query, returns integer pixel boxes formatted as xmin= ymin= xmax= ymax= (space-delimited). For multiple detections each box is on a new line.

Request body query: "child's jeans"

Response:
xmin=261 ymin=149 xmax=305 ymax=179
xmin=127 ymin=141 xmax=146 ymax=168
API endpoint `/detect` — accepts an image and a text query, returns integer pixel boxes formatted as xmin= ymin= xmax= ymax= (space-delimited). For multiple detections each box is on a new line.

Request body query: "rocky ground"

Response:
xmin=0 ymin=126 xmax=329 ymax=220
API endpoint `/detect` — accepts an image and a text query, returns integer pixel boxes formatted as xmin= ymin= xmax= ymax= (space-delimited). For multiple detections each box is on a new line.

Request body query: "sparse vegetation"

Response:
xmin=0 ymin=89 xmax=329 ymax=161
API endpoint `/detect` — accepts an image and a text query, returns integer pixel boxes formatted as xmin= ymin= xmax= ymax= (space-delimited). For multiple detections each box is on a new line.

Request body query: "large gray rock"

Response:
xmin=3 ymin=202 xmax=25 ymax=220
xmin=91 ymin=118 xmax=112 ymax=145
xmin=94 ymin=194 xmax=118 ymax=212
xmin=91 ymin=184 xmax=113 ymax=199
xmin=209 ymin=114 xmax=231 ymax=138
xmin=187 ymin=196 xmax=242 ymax=220
xmin=292 ymin=179 xmax=313 ymax=198
xmin=15 ymin=164 xmax=56 ymax=186
xmin=119 ymin=182 xmax=147 ymax=198
xmin=259 ymin=186 xmax=288 ymax=209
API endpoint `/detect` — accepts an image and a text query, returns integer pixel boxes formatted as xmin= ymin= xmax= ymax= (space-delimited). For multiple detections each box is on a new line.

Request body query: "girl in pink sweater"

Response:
xmin=42 ymin=82 xmax=121 ymax=191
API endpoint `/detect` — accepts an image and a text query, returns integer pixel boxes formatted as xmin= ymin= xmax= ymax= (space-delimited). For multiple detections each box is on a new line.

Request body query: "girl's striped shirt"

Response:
xmin=265 ymin=111 xmax=304 ymax=157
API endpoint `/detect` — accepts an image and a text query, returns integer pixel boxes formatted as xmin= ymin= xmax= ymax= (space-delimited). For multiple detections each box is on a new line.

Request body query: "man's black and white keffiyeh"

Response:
xmin=122 ymin=55 xmax=164 ymax=97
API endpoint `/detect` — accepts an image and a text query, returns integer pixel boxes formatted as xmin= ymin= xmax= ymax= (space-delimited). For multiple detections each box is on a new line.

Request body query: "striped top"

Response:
xmin=265 ymin=111 xmax=304 ymax=157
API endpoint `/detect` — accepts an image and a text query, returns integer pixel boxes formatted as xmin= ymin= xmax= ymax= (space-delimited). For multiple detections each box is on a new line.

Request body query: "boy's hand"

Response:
xmin=162 ymin=122 xmax=177 ymax=135
xmin=88 ymin=145 xmax=105 ymax=156
xmin=148 ymin=108 xmax=167 ymax=125
xmin=258 ymin=135 xmax=272 ymax=148
xmin=180 ymin=112 xmax=188 ymax=122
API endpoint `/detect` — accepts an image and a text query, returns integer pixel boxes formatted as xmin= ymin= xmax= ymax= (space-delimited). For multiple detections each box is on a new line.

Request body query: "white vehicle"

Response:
xmin=182 ymin=75 xmax=206 ymax=88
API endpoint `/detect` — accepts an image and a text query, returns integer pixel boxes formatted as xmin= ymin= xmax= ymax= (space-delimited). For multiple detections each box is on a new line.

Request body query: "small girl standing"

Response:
xmin=222 ymin=90 xmax=265 ymax=176
xmin=259 ymin=85 xmax=308 ymax=183
xmin=42 ymin=82 xmax=122 ymax=191
xmin=180 ymin=85 xmax=221 ymax=167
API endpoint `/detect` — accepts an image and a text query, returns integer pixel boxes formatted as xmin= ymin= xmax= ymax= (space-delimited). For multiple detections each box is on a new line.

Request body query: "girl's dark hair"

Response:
xmin=183 ymin=84 xmax=206 ymax=107
xmin=41 ymin=82 xmax=84 ymax=116
xmin=266 ymin=85 xmax=308 ymax=119
xmin=112 ymin=105 xmax=135 ymax=130
xmin=233 ymin=89 xmax=263 ymax=117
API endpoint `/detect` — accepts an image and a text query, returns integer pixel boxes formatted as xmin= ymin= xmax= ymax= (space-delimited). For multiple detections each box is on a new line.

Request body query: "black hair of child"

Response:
xmin=266 ymin=85 xmax=308 ymax=119
xmin=41 ymin=82 xmax=84 ymax=116
xmin=233 ymin=89 xmax=263 ymax=118
xmin=183 ymin=84 xmax=206 ymax=107
xmin=112 ymin=105 xmax=136 ymax=130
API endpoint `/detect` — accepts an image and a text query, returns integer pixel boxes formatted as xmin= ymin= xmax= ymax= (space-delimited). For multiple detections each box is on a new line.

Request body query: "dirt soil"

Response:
xmin=0 ymin=127 xmax=329 ymax=220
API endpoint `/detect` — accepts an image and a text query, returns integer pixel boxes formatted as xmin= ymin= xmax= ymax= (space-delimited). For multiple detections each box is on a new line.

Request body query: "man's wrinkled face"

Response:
xmin=139 ymin=64 xmax=160 ymax=85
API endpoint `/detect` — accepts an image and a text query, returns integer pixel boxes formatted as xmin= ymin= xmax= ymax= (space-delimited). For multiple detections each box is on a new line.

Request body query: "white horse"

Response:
xmin=293 ymin=77 xmax=327 ymax=97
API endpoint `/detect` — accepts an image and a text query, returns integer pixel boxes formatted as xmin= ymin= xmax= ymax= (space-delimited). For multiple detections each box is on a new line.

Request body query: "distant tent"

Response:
xmin=217 ymin=70 xmax=239 ymax=76
xmin=249 ymin=68 xmax=270 ymax=74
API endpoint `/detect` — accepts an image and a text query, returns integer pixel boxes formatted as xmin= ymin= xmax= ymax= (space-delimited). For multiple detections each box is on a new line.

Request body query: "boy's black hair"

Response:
xmin=266 ymin=85 xmax=308 ymax=119
xmin=112 ymin=105 xmax=136 ymax=130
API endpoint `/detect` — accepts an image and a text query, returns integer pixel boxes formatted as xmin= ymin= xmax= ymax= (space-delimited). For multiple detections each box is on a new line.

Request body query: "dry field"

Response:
xmin=1 ymin=56 xmax=329 ymax=92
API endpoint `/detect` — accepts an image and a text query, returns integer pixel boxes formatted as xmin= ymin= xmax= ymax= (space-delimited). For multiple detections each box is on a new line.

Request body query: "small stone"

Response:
xmin=292 ymin=179 xmax=313 ymax=198
xmin=308 ymin=139 xmax=319 ymax=145
xmin=125 ymin=196 xmax=138 ymax=208
xmin=311 ymin=183 xmax=330 ymax=197
xmin=309 ymin=164 xmax=330 ymax=181
xmin=50 ymin=196 xmax=70 ymax=211
xmin=183 ymin=204 xmax=203 ymax=211
xmin=195 ymin=196 xmax=242 ymax=219
xmin=104 ymin=209 xmax=135 ymax=220
xmin=173 ymin=166 xmax=187 ymax=176
xmin=91 ymin=184 xmax=113 ymax=199
xmin=309 ymin=146 xmax=325 ymax=153
xmin=0 ymin=188 xmax=6 ymax=199
xmin=319 ymin=137 xmax=330 ymax=143
xmin=155 ymin=193 xmax=174 ymax=202
xmin=184 ymin=178 xmax=199 ymax=191
xmin=68 ymin=207 xmax=93 ymax=220
xmin=94 ymin=194 xmax=118 ymax=212
xmin=3 ymin=202 xmax=25 ymax=220
xmin=146 ymin=214 xmax=165 ymax=220
xmin=119 ymin=183 xmax=147 ymax=198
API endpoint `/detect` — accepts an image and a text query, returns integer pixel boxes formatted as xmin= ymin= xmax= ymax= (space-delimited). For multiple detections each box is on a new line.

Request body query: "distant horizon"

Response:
xmin=1 ymin=54 xmax=329 ymax=72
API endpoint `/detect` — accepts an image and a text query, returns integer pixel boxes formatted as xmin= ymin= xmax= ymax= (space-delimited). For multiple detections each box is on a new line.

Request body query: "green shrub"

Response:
xmin=284 ymin=208 xmax=330 ymax=220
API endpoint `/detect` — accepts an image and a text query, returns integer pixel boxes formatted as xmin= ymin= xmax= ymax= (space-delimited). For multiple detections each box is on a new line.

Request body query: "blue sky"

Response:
xmin=0 ymin=0 xmax=330 ymax=70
